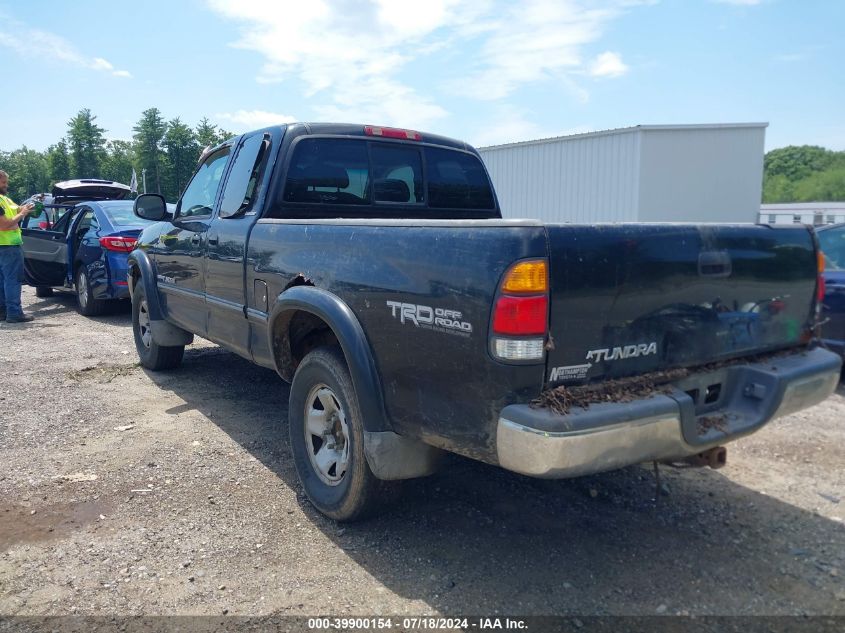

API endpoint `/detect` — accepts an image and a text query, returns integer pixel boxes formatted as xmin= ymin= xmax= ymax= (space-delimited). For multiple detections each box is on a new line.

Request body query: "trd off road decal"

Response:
xmin=549 ymin=341 xmax=658 ymax=382
xmin=386 ymin=301 xmax=473 ymax=337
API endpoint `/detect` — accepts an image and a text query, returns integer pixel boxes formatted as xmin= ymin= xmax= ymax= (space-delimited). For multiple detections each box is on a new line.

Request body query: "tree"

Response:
xmin=47 ymin=139 xmax=71 ymax=184
xmin=101 ymin=140 xmax=136 ymax=186
xmin=196 ymin=117 xmax=234 ymax=151
xmin=763 ymin=145 xmax=845 ymax=203
xmin=764 ymin=146 xmax=834 ymax=182
xmin=163 ymin=118 xmax=200 ymax=199
xmin=133 ymin=108 xmax=167 ymax=195
xmin=0 ymin=147 xmax=50 ymax=201
xmin=793 ymin=167 xmax=845 ymax=202
xmin=67 ymin=108 xmax=106 ymax=177
xmin=195 ymin=117 xmax=219 ymax=150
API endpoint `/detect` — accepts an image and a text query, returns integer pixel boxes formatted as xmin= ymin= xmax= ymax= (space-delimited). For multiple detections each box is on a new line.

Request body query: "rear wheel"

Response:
xmin=34 ymin=286 xmax=53 ymax=298
xmin=75 ymin=266 xmax=106 ymax=316
xmin=132 ymin=283 xmax=184 ymax=370
xmin=289 ymin=346 xmax=398 ymax=521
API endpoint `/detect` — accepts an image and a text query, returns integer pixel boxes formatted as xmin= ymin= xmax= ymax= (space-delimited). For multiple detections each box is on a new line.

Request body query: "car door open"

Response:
xmin=21 ymin=209 xmax=77 ymax=287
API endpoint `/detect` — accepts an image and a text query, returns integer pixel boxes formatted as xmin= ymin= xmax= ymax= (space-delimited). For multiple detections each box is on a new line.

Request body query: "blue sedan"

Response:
xmin=22 ymin=200 xmax=158 ymax=316
xmin=817 ymin=223 xmax=845 ymax=359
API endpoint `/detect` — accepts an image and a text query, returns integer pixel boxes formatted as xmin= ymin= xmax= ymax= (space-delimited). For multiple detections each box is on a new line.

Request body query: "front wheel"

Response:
xmin=132 ymin=283 xmax=184 ymax=370
xmin=75 ymin=266 xmax=106 ymax=316
xmin=289 ymin=346 xmax=399 ymax=521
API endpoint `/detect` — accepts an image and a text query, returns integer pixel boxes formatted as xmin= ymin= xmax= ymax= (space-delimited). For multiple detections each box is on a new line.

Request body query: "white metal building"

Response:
xmin=759 ymin=202 xmax=845 ymax=226
xmin=477 ymin=123 xmax=768 ymax=224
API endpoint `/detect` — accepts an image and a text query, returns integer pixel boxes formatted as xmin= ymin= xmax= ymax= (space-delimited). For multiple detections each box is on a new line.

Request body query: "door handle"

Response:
xmin=190 ymin=234 xmax=201 ymax=246
xmin=208 ymin=236 xmax=219 ymax=246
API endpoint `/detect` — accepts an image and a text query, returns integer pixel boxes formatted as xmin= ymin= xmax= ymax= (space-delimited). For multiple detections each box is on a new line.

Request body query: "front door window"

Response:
xmin=177 ymin=147 xmax=232 ymax=219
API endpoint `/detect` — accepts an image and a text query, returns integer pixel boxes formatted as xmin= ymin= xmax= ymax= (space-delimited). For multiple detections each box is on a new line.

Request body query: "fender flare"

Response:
xmin=127 ymin=249 xmax=163 ymax=320
xmin=268 ymin=285 xmax=391 ymax=433
xmin=127 ymin=249 xmax=193 ymax=347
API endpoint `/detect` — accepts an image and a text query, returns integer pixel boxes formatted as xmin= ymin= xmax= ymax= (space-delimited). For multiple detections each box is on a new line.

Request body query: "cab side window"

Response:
xmin=177 ymin=147 xmax=232 ymax=219
xmin=219 ymin=134 xmax=270 ymax=218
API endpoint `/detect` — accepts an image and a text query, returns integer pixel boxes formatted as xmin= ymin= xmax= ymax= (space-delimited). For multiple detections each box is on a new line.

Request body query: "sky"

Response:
xmin=0 ymin=0 xmax=843 ymax=152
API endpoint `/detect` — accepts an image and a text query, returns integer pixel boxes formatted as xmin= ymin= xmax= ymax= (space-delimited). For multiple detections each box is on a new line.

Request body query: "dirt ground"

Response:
xmin=1 ymin=287 xmax=843 ymax=617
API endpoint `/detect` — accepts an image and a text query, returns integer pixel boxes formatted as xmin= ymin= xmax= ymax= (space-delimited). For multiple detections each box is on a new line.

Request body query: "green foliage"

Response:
xmin=101 ymin=140 xmax=136 ymax=185
xmin=195 ymin=117 xmax=220 ymax=149
xmin=163 ymin=118 xmax=200 ymax=199
xmin=0 ymin=107 xmax=259 ymax=203
xmin=47 ymin=139 xmax=71 ymax=184
xmin=763 ymin=145 xmax=845 ymax=203
xmin=0 ymin=147 xmax=51 ymax=201
xmin=133 ymin=108 xmax=168 ymax=195
xmin=67 ymin=108 xmax=106 ymax=177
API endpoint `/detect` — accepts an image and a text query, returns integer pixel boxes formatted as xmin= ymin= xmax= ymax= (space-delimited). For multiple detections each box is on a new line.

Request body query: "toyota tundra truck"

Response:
xmin=127 ymin=123 xmax=841 ymax=521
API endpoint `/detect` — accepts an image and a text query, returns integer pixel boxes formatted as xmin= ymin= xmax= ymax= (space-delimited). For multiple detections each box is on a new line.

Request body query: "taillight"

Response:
xmin=364 ymin=125 xmax=422 ymax=141
xmin=99 ymin=236 xmax=138 ymax=252
xmin=817 ymin=250 xmax=827 ymax=303
xmin=490 ymin=259 xmax=548 ymax=362
xmin=493 ymin=296 xmax=547 ymax=335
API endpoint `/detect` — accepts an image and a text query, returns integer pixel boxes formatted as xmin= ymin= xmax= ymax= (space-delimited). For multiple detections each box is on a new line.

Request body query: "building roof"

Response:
xmin=761 ymin=202 xmax=845 ymax=210
xmin=478 ymin=122 xmax=769 ymax=152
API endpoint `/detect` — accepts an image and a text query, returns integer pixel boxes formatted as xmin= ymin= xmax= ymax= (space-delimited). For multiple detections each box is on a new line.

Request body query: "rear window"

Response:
xmin=425 ymin=147 xmax=495 ymax=210
xmin=275 ymin=137 xmax=496 ymax=217
xmin=371 ymin=144 xmax=423 ymax=204
xmin=104 ymin=204 xmax=156 ymax=226
xmin=284 ymin=139 xmax=370 ymax=205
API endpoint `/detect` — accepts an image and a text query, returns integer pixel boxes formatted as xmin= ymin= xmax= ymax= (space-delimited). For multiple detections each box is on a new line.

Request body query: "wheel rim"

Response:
xmin=137 ymin=299 xmax=152 ymax=349
xmin=304 ymin=384 xmax=350 ymax=486
xmin=77 ymin=270 xmax=88 ymax=308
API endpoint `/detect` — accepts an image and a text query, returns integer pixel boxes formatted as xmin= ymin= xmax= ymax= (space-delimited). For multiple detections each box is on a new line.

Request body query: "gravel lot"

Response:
xmin=1 ymin=287 xmax=844 ymax=617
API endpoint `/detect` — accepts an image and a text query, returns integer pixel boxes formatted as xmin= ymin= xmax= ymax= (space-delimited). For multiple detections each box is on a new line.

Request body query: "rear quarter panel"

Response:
xmin=247 ymin=219 xmax=547 ymax=461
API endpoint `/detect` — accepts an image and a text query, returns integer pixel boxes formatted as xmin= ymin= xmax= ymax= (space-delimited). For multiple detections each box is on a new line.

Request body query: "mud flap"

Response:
xmin=150 ymin=319 xmax=194 ymax=347
xmin=363 ymin=431 xmax=445 ymax=480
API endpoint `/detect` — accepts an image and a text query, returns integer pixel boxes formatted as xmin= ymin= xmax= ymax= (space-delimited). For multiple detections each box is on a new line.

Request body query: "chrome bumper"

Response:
xmin=497 ymin=347 xmax=841 ymax=478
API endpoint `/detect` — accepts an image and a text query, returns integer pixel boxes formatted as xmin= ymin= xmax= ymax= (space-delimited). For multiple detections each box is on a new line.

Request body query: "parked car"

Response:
xmin=817 ymin=223 xmax=845 ymax=359
xmin=23 ymin=192 xmax=162 ymax=316
xmin=128 ymin=123 xmax=841 ymax=521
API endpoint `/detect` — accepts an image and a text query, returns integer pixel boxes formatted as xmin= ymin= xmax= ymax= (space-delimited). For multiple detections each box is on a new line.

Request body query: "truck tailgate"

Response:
xmin=544 ymin=224 xmax=818 ymax=385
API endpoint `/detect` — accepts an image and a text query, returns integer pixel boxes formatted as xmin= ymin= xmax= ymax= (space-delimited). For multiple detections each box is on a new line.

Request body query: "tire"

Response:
xmin=289 ymin=346 xmax=398 ymax=521
xmin=132 ymin=282 xmax=184 ymax=370
xmin=75 ymin=266 xmax=106 ymax=316
xmin=35 ymin=286 xmax=53 ymax=298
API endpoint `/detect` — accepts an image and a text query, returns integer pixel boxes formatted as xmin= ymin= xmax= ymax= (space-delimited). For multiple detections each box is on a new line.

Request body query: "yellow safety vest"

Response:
xmin=0 ymin=195 xmax=22 ymax=246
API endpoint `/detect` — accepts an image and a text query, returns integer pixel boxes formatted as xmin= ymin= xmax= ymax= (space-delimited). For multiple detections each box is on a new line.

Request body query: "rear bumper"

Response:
xmin=496 ymin=347 xmax=841 ymax=478
xmin=822 ymin=338 xmax=845 ymax=359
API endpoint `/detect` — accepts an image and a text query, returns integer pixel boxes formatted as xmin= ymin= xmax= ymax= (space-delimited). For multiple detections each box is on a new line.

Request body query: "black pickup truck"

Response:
xmin=128 ymin=123 xmax=841 ymax=521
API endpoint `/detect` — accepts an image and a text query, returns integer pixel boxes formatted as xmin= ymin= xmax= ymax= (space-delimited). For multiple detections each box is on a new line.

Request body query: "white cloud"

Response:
xmin=206 ymin=0 xmax=644 ymax=125
xmin=470 ymin=105 xmax=592 ymax=147
xmin=216 ymin=109 xmax=298 ymax=131
xmin=206 ymin=0 xmax=455 ymax=129
xmin=0 ymin=14 xmax=131 ymax=78
xmin=589 ymin=51 xmax=629 ymax=77
xmin=450 ymin=0 xmax=643 ymax=101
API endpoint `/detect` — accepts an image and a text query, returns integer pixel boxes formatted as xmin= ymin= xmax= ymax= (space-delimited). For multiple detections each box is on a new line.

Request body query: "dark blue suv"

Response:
xmin=817 ymin=223 xmax=845 ymax=359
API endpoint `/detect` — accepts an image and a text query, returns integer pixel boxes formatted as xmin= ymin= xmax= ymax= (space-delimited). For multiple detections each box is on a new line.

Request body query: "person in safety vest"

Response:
xmin=0 ymin=170 xmax=35 ymax=323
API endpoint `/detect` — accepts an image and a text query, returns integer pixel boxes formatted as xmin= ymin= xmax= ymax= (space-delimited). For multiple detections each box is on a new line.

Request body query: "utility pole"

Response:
xmin=142 ymin=169 xmax=147 ymax=194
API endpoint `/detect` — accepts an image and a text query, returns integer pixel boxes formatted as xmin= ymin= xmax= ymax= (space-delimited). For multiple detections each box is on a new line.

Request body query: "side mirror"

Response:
xmin=134 ymin=194 xmax=169 ymax=221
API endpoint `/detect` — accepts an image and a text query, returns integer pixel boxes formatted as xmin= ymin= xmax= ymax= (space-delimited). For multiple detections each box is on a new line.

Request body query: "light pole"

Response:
xmin=142 ymin=169 xmax=147 ymax=194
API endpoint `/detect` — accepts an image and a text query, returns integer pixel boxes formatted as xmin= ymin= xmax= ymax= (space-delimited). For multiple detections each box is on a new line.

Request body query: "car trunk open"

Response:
xmin=51 ymin=179 xmax=131 ymax=203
